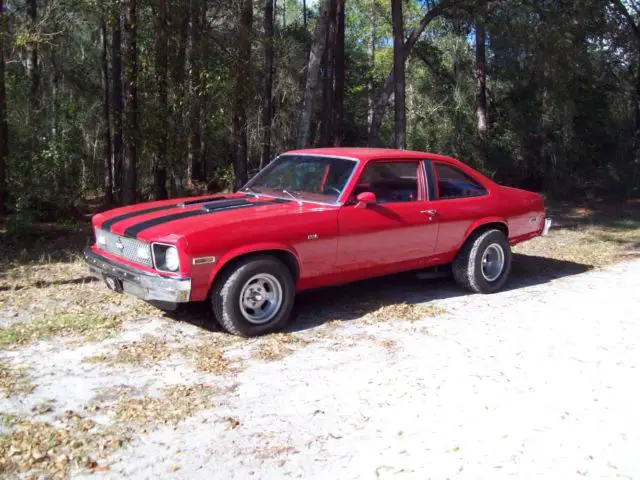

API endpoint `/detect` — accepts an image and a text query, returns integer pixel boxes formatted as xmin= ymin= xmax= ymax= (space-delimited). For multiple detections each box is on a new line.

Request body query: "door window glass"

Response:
xmin=353 ymin=162 xmax=419 ymax=203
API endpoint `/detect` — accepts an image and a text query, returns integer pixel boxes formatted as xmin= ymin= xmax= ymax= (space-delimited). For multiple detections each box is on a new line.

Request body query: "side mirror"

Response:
xmin=355 ymin=191 xmax=377 ymax=208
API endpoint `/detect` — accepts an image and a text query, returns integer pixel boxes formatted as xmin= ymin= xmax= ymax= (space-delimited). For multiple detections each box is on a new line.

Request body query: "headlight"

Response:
xmin=165 ymin=247 xmax=180 ymax=272
xmin=152 ymin=243 xmax=181 ymax=272
xmin=96 ymin=232 xmax=106 ymax=246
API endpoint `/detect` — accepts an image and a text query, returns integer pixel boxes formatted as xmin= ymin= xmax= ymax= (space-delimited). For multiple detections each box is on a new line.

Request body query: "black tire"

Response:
xmin=211 ymin=255 xmax=295 ymax=337
xmin=452 ymin=229 xmax=512 ymax=294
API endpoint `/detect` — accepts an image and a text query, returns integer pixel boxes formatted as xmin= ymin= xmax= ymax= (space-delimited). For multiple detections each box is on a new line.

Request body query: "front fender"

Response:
xmin=204 ymin=242 xmax=300 ymax=295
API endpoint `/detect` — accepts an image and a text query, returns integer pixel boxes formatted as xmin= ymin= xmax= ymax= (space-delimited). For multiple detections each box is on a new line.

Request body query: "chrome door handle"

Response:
xmin=420 ymin=209 xmax=437 ymax=215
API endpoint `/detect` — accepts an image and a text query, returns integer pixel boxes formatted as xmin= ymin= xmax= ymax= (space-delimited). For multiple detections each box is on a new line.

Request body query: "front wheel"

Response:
xmin=453 ymin=229 xmax=512 ymax=294
xmin=211 ymin=256 xmax=295 ymax=337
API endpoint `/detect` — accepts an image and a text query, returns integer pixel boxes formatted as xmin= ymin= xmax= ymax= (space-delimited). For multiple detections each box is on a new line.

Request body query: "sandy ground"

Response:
xmin=3 ymin=256 xmax=639 ymax=479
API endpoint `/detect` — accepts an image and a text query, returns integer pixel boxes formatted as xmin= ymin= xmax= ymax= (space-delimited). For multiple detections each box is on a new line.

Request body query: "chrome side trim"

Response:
xmin=84 ymin=248 xmax=191 ymax=303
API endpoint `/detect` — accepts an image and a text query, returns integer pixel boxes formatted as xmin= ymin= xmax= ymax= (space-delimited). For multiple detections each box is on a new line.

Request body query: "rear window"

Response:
xmin=435 ymin=163 xmax=487 ymax=199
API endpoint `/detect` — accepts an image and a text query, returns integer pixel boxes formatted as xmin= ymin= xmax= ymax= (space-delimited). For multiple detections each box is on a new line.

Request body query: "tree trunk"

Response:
xmin=261 ymin=0 xmax=275 ymax=168
xmin=303 ymin=0 xmax=307 ymax=28
xmin=320 ymin=0 xmax=337 ymax=146
xmin=636 ymin=51 xmax=640 ymax=165
xmin=101 ymin=11 xmax=113 ymax=205
xmin=169 ymin=3 xmax=190 ymax=197
xmin=26 ymin=0 xmax=39 ymax=116
xmin=188 ymin=0 xmax=202 ymax=184
xmin=0 ymin=0 xmax=7 ymax=213
xmin=332 ymin=0 xmax=345 ymax=146
xmin=391 ymin=0 xmax=406 ymax=149
xmin=615 ymin=0 xmax=640 ymax=165
xmin=112 ymin=10 xmax=124 ymax=203
xmin=368 ymin=0 xmax=454 ymax=145
xmin=296 ymin=0 xmax=331 ymax=149
xmin=233 ymin=0 xmax=253 ymax=190
xmin=122 ymin=0 xmax=138 ymax=205
xmin=367 ymin=0 xmax=376 ymax=135
xmin=199 ymin=0 xmax=209 ymax=180
xmin=475 ymin=8 xmax=488 ymax=161
xmin=153 ymin=0 xmax=168 ymax=200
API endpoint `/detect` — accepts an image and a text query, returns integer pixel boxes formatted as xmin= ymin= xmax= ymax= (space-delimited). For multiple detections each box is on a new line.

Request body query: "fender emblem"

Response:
xmin=308 ymin=234 xmax=319 ymax=240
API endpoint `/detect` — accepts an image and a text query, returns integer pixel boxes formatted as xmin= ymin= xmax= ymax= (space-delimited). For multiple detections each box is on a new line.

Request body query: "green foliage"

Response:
xmin=0 ymin=0 xmax=638 ymax=218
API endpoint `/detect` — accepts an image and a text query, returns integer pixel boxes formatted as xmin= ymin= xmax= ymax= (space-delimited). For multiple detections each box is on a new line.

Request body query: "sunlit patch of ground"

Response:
xmin=0 ymin=201 xmax=639 ymax=477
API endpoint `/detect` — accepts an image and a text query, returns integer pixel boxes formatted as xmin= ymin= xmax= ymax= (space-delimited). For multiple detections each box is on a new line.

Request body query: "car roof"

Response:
xmin=282 ymin=147 xmax=465 ymax=167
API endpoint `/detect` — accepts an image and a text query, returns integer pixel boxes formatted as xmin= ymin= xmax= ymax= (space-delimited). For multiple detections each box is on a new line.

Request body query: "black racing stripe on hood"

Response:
xmin=99 ymin=196 xmax=231 ymax=232
xmin=122 ymin=198 xmax=289 ymax=238
xmin=178 ymin=195 xmax=229 ymax=206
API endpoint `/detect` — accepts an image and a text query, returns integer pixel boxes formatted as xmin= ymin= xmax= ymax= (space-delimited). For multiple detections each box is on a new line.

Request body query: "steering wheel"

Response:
xmin=324 ymin=186 xmax=341 ymax=196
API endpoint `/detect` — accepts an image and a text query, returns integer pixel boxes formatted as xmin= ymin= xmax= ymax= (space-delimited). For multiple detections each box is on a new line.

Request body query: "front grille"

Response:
xmin=95 ymin=229 xmax=153 ymax=268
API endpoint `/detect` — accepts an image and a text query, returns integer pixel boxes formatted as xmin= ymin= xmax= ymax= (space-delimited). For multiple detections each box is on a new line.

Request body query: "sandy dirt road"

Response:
xmin=2 ymin=257 xmax=640 ymax=479
xmin=81 ymin=258 xmax=640 ymax=479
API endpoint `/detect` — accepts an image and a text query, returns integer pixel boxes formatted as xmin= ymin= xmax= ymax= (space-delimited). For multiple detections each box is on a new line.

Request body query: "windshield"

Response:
xmin=244 ymin=155 xmax=357 ymax=204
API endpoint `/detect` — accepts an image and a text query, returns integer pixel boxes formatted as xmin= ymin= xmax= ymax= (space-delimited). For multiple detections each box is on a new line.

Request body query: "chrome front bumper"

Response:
xmin=542 ymin=217 xmax=552 ymax=236
xmin=84 ymin=248 xmax=191 ymax=303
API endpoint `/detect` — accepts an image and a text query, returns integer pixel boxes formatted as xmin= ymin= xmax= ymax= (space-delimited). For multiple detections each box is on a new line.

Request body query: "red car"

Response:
xmin=85 ymin=148 xmax=551 ymax=336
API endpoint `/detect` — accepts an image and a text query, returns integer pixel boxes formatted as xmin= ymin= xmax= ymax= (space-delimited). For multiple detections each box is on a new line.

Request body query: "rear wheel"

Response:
xmin=211 ymin=256 xmax=295 ymax=337
xmin=453 ymin=229 xmax=511 ymax=294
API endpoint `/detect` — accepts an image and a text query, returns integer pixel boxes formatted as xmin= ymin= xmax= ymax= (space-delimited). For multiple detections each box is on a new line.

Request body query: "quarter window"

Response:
xmin=353 ymin=162 xmax=420 ymax=203
xmin=435 ymin=163 xmax=487 ymax=199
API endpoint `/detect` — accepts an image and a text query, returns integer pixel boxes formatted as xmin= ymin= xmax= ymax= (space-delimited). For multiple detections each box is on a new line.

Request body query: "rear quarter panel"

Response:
xmin=498 ymin=186 xmax=546 ymax=244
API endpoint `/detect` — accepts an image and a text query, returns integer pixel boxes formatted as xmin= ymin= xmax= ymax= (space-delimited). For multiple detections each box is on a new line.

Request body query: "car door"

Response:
xmin=336 ymin=159 xmax=439 ymax=275
xmin=426 ymin=161 xmax=492 ymax=256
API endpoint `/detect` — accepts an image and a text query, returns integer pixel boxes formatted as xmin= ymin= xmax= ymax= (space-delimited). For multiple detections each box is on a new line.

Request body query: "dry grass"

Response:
xmin=115 ymin=384 xmax=226 ymax=427
xmin=0 ymin=411 xmax=128 ymax=479
xmin=86 ymin=336 xmax=172 ymax=366
xmin=250 ymin=333 xmax=310 ymax=361
xmin=0 ymin=313 xmax=121 ymax=349
xmin=180 ymin=339 xmax=243 ymax=374
xmin=514 ymin=202 xmax=640 ymax=267
xmin=515 ymin=227 xmax=640 ymax=267
xmin=362 ymin=302 xmax=447 ymax=324
xmin=0 ymin=361 xmax=35 ymax=398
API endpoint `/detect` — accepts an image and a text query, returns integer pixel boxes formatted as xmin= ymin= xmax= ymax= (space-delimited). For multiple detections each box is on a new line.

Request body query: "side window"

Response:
xmin=353 ymin=162 xmax=420 ymax=203
xmin=434 ymin=163 xmax=487 ymax=199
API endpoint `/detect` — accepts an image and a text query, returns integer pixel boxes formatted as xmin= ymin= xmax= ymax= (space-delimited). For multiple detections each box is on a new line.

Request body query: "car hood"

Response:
xmin=93 ymin=193 xmax=306 ymax=242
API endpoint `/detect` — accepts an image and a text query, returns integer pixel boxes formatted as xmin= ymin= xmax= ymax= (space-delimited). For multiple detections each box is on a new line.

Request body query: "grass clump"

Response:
xmin=0 ymin=361 xmax=35 ymax=398
xmin=0 ymin=313 xmax=121 ymax=348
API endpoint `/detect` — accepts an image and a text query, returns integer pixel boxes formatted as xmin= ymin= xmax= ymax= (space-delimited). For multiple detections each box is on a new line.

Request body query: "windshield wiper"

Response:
xmin=282 ymin=189 xmax=303 ymax=206
xmin=242 ymin=187 xmax=260 ymax=197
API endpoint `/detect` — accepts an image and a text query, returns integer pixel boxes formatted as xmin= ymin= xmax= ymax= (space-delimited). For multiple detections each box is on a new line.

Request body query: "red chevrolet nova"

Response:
xmin=85 ymin=148 xmax=551 ymax=336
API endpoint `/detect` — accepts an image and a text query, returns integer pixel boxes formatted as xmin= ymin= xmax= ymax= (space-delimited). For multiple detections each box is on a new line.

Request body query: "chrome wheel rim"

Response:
xmin=481 ymin=243 xmax=505 ymax=282
xmin=239 ymin=274 xmax=283 ymax=324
